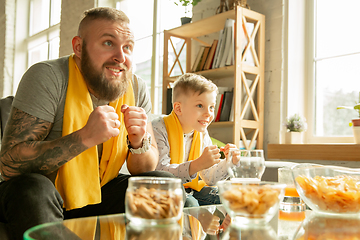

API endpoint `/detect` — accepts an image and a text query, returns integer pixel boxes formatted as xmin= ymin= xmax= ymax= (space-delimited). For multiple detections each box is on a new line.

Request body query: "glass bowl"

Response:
xmin=125 ymin=177 xmax=183 ymax=225
xmin=217 ymin=180 xmax=286 ymax=225
xmin=293 ymin=212 xmax=360 ymax=240
xmin=291 ymin=163 xmax=360 ymax=217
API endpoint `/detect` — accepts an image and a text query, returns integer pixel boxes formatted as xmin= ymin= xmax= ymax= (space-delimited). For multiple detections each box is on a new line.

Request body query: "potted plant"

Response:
xmin=173 ymin=0 xmax=202 ymax=25
xmin=336 ymin=92 xmax=360 ymax=143
xmin=283 ymin=114 xmax=307 ymax=144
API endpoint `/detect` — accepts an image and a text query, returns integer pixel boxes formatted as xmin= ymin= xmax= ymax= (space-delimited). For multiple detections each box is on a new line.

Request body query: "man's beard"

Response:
xmin=80 ymin=42 xmax=131 ymax=102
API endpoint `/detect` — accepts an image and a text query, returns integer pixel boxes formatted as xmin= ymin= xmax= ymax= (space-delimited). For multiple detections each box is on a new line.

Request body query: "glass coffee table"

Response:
xmin=24 ymin=204 xmax=360 ymax=240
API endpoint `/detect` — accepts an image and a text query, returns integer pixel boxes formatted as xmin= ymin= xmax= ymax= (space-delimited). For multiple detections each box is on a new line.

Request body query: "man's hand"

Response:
xmin=189 ymin=145 xmax=221 ymax=175
xmin=80 ymin=105 xmax=120 ymax=148
xmin=121 ymin=104 xmax=148 ymax=149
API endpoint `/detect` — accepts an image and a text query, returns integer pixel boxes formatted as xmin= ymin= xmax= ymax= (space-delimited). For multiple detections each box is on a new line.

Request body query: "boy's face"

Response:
xmin=177 ymin=90 xmax=217 ymax=134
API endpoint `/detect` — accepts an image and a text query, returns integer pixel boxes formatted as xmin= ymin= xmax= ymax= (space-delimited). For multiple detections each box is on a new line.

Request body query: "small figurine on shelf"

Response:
xmin=283 ymin=114 xmax=307 ymax=144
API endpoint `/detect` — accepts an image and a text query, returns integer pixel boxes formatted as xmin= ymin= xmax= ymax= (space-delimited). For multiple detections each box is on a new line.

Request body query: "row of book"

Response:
xmin=214 ymin=87 xmax=234 ymax=122
xmin=215 ymin=79 xmax=255 ymax=122
xmin=191 ymin=18 xmax=255 ymax=72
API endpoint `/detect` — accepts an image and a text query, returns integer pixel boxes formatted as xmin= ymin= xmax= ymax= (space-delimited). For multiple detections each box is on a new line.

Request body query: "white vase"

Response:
xmin=352 ymin=126 xmax=360 ymax=144
xmin=285 ymin=132 xmax=303 ymax=144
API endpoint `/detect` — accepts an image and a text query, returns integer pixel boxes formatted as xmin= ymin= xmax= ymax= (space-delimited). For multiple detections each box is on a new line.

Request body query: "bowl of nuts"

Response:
xmin=125 ymin=177 xmax=184 ymax=225
xmin=217 ymin=179 xmax=286 ymax=225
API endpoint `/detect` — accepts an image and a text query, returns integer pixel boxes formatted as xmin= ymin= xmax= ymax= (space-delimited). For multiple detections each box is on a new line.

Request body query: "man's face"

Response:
xmin=80 ymin=19 xmax=134 ymax=101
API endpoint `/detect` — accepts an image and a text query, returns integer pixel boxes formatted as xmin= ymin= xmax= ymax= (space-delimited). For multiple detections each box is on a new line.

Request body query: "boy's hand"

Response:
xmin=198 ymin=145 xmax=221 ymax=169
xmin=189 ymin=145 xmax=221 ymax=175
xmin=220 ymin=143 xmax=238 ymax=159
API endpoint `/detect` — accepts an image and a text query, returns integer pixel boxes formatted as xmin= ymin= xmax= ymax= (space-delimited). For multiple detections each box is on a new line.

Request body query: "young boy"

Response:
xmin=152 ymin=73 xmax=239 ymax=207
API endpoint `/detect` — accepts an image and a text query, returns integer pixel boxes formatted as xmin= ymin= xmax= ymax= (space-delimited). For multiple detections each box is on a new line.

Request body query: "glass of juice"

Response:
xmin=277 ymin=167 xmax=306 ymax=239
xmin=278 ymin=167 xmax=306 ymax=220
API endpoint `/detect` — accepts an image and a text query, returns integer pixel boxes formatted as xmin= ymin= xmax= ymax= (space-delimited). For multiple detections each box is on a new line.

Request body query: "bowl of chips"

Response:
xmin=217 ymin=180 xmax=286 ymax=225
xmin=125 ymin=177 xmax=184 ymax=225
xmin=293 ymin=212 xmax=360 ymax=240
xmin=291 ymin=163 xmax=360 ymax=216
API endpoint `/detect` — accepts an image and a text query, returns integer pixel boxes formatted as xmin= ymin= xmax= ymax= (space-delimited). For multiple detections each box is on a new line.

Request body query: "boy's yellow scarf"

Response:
xmin=163 ymin=111 xmax=205 ymax=191
xmin=55 ymin=54 xmax=134 ymax=210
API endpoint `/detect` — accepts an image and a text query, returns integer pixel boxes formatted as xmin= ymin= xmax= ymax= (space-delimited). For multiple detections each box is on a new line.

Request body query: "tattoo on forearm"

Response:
xmin=0 ymin=108 xmax=87 ymax=179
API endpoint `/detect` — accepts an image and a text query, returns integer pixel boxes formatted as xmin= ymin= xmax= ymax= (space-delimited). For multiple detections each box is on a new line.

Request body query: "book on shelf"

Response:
xmin=219 ymin=90 xmax=234 ymax=121
xmin=215 ymin=93 xmax=224 ymax=122
xmin=214 ymin=87 xmax=231 ymax=122
xmin=225 ymin=20 xmax=235 ymax=66
xmin=203 ymin=39 xmax=218 ymax=70
xmin=198 ymin=46 xmax=211 ymax=71
xmin=218 ymin=19 xmax=235 ymax=68
xmin=166 ymin=88 xmax=173 ymax=115
xmin=228 ymin=79 xmax=254 ymax=122
xmin=192 ymin=46 xmax=206 ymax=72
xmin=212 ymin=29 xmax=225 ymax=69
xmin=229 ymin=92 xmax=235 ymax=121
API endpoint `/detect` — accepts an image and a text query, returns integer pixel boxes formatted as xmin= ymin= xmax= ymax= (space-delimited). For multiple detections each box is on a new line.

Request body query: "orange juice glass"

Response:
xmin=284 ymin=186 xmax=299 ymax=197
xmin=278 ymin=167 xmax=306 ymax=216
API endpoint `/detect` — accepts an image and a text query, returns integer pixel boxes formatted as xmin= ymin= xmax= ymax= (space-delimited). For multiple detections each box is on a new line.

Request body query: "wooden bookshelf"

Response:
xmin=162 ymin=6 xmax=265 ymax=150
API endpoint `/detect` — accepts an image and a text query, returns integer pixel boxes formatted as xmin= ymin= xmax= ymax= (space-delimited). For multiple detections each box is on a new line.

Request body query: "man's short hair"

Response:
xmin=78 ymin=7 xmax=130 ymax=36
xmin=172 ymin=73 xmax=218 ymax=103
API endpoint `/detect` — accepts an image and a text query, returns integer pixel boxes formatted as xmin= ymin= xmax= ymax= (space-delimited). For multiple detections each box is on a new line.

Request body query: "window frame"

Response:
xmin=305 ymin=0 xmax=354 ymax=144
xmin=13 ymin=0 xmax=61 ymax=95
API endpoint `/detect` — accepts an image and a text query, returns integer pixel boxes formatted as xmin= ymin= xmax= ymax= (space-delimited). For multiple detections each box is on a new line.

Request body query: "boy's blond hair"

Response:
xmin=172 ymin=73 xmax=218 ymax=103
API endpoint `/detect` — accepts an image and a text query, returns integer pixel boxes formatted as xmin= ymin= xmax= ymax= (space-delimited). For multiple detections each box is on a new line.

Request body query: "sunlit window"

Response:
xmin=27 ymin=0 xmax=61 ymax=67
xmin=116 ymin=0 xmax=187 ymax=114
xmin=308 ymin=0 xmax=360 ymax=142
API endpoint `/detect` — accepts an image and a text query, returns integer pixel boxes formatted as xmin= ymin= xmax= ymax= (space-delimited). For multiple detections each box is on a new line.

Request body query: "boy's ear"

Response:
xmin=173 ymin=102 xmax=182 ymax=116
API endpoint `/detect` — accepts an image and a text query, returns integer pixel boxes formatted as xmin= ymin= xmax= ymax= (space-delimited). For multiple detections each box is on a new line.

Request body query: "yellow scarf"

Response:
xmin=55 ymin=54 xmax=135 ymax=210
xmin=63 ymin=217 xmax=126 ymax=240
xmin=163 ymin=111 xmax=205 ymax=191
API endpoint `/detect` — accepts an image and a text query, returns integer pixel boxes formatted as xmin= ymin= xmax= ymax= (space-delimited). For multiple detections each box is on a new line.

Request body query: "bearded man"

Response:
xmin=0 ymin=7 xmax=174 ymax=240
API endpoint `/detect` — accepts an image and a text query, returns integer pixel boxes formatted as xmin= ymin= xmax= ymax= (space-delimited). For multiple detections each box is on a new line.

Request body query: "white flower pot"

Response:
xmin=285 ymin=132 xmax=303 ymax=144
xmin=352 ymin=126 xmax=360 ymax=144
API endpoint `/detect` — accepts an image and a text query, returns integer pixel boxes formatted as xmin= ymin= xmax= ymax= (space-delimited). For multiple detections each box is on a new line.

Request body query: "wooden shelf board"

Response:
xmin=167 ymin=10 xmax=235 ymax=38
xmin=267 ymin=144 xmax=360 ymax=161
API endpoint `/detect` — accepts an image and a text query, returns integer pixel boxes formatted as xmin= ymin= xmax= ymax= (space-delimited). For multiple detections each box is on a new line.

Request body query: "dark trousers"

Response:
xmin=0 ymin=171 xmax=177 ymax=240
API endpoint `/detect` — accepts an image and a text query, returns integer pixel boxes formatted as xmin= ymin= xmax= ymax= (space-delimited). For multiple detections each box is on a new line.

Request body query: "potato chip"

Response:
xmin=295 ymin=175 xmax=360 ymax=213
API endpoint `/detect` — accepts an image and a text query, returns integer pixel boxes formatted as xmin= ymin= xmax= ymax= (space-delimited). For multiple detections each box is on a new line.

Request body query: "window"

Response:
xmin=28 ymin=0 xmax=61 ymax=67
xmin=307 ymin=0 xmax=360 ymax=143
xmin=115 ymin=0 xmax=187 ymax=114
xmin=13 ymin=0 xmax=61 ymax=92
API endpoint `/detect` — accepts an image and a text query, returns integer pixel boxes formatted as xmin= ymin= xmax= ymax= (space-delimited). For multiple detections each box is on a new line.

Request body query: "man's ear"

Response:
xmin=173 ymin=102 xmax=182 ymax=116
xmin=72 ymin=36 xmax=82 ymax=58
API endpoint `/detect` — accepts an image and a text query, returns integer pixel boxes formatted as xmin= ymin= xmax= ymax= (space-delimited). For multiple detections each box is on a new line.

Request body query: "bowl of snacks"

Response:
xmin=125 ymin=177 xmax=184 ymax=225
xmin=217 ymin=180 xmax=286 ymax=225
xmin=293 ymin=212 xmax=360 ymax=240
xmin=291 ymin=163 xmax=360 ymax=216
